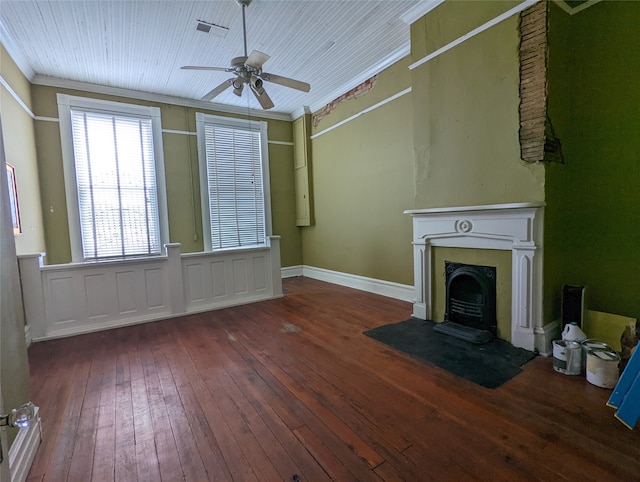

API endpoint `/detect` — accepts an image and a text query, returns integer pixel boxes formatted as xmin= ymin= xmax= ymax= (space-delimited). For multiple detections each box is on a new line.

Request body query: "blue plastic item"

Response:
xmin=607 ymin=346 xmax=640 ymax=430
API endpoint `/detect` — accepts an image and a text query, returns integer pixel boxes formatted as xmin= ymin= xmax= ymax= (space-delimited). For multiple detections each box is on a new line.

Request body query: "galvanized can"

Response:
xmin=552 ymin=339 xmax=582 ymax=375
xmin=586 ymin=348 xmax=620 ymax=389
xmin=581 ymin=339 xmax=614 ymax=368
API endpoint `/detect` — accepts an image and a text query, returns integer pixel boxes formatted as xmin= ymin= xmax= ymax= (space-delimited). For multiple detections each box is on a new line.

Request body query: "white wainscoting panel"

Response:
xmin=19 ymin=237 xmax=282 ymax=341
xmin=181 ymin=247 xmax=275 ymax=313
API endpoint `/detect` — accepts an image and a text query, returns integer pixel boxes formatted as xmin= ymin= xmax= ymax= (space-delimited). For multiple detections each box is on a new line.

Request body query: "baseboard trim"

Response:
xmin=535 ymin=319 xmax=561 ymax=357
xmin=281 ymin=265 xmax=303 ymax=278
xmin=9 ymin=406 xmax=41 ymax=482
xmin=302 ymin=266 xmax=414 ymax=302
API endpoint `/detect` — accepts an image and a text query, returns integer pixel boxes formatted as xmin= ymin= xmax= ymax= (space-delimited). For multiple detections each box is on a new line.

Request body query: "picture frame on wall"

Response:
xmin=6 ymin=163 xmax=21 ymax=235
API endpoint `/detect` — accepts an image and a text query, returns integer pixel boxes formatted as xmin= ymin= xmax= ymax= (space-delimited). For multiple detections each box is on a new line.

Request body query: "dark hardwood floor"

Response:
xmin=26 ymin=277 xmax=639 ymax=481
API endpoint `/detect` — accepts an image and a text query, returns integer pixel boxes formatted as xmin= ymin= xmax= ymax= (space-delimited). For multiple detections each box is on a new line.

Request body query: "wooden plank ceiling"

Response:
xmin=0 ymin=0 xmax=420 ymax=116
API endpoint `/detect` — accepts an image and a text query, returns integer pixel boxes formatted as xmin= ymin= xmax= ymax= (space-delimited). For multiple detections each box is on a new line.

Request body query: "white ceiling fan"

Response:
xmin=181 ymin=0 xmax=311 ymax=110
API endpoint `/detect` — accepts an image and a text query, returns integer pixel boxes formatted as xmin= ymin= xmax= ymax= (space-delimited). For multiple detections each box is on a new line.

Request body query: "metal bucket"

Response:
xmin=552 ymin=340 xmax=582 ymax=375
xmin=586 ymin=348 xmax=620 ymax=389
xmin=581 ymin=339 xmax=614 ymax=369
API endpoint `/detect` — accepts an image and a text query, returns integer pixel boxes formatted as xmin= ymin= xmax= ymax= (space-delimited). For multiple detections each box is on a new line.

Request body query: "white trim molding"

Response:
xmin=0 ymin=22 xmax=35 ymax=80
xmin=305 ymin=44 xmax=411 ymax=117
xmin=311 ymin=88 xmax=411 ymax=140
xmin=553 ymin=0 xmax=602 ymax=15
xmin=267 ymin=140 xmax=294 ymax=146
xmin=9 ymin=406 xmax=41 ymax=482
xmin=409 ymin=0 xmax=540 ymax=71
xmin=281 ymin=265 xmax=303 ymax=278
xmin=302 ymin=266 xmax=414 ymax=303
xmin=405 ymin=202 xmax=545 ymax=352
xmin=33 ymin=75 xmax=292 ymax=122
xmin=401 ymin=0 xmax=446 ymax=25
xmin=0 ymin=76 xmax=35 ymax=119
xmin=536 ymin=319 xmax=561 ymax=357
xmin=56 ymin=93 xmax=170 ymax=263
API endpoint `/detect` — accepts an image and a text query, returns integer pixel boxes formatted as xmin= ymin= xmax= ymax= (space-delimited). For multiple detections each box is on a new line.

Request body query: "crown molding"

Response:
xmin=31 ymin=75 xmax=292 ymax=122
xmin=305 ymin=43 xmax=410 ymax=117
xmin=0 ymin=21 xmax=35 ymax=80
xmin=401 ymin=0 xmax=446 ymax=25
xmin=553 ymin=0 xmax=602 ymax=15
xmin=409 ymin=0 xmax=539 ymax=71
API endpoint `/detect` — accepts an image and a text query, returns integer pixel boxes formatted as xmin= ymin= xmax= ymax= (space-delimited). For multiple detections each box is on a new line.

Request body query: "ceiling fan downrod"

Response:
xmin=237 ymin=0 xmax=252 ymax=58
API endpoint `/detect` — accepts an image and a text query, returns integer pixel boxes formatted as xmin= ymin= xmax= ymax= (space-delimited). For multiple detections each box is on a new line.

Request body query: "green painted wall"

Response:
xmin=30 ymin=85 xmax=302 ymax=267
xmin=546 ymin=1 xmax=640 ymax=320
xmin=410 ymin=1 xmax=545 ymax=209
xmin=303 ymin=57 xmax=414 ymax=285
xmin=544 ymin=2 xmax=573 ymax=324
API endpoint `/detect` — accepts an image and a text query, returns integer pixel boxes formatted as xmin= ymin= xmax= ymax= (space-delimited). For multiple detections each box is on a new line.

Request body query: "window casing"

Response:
xmin=58 ymin=94 xmax=169 ymax=262
xmin=196 ymin=113 xmax=271 ymax=251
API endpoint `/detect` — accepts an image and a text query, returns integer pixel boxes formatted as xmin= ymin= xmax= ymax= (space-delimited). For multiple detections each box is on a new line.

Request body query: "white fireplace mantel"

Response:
xmin=404 ymin=202 xmax=545 ymax=352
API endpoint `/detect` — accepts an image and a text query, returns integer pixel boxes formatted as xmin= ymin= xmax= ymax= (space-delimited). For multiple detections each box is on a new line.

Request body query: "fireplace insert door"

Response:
xmin=444 ymin=261 xmax=497 ymax=335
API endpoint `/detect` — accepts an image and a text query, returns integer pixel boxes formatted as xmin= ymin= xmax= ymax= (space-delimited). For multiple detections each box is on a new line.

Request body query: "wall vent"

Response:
xmin=195 ymin=20 xmax=229 ymax=37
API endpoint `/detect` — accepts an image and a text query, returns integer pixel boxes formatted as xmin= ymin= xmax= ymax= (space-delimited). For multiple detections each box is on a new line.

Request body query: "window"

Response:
xmin=58 ymin=94 xmax=168 ymax=261
xmin=196 ymin=113 xmax=271 ymax=251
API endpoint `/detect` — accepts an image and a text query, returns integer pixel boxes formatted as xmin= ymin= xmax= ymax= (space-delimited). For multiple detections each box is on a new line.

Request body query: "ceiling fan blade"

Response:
xmin=250 ymin=86 xmax=274 ymax=110
xmin=202 ymin=79 xmax=235 ymax=101
xmin=245 ymin=50 xmax=270 ymax=69
xmin=260 ymin=72 xmax=310 ymax=92
xmin=181 ymin=65 xmax=229 ymax=72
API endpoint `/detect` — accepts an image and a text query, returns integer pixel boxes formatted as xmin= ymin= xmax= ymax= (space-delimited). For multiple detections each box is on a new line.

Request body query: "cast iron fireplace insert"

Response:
xmin=444 ymin=261 xmax=497 ymax=336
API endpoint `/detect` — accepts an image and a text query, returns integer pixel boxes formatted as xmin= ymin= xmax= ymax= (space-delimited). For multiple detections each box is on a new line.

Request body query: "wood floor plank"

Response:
xmin=216 ymin=317 xmax=382 ymax=481
xmin=292 ymin=424 xmax=373 ymax=482
xmin=138 ymin=329 xmax=184 ymax=482
xmin=26 ymin=277 xmax=640 ymax=482
xmin=147 ymin=322 xmax=211 ymax=481
xmin=90 ymin=342 xmax=117 ymax=482
xmin=197 ymin=317 xmax=334 ymax=481
xmin=66 ymin=338 xmax=108 ymax=481
xmin=113 ymin=348 xmax=137 ymax=482
xmin=231 ymin=306 xmax=424 ymax=478
xmin=221 ymin=310 xmax=386 ymax=470
xmin=128 ymin=340 xmax=162 ymax=481
xmin=27 ymin=336 xmax=81 ymax=480
xmin=175 ymin=321 xmax=261 ymax=482
xmin=162 ymin=321 xmax=235 ymax=480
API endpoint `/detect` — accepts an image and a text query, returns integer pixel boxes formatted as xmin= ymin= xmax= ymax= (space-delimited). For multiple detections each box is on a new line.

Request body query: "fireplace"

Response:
xmin=404 ymin=202 xmax=551 ymax=353
xmin=445 ymin=261 xmax=497 ymax=335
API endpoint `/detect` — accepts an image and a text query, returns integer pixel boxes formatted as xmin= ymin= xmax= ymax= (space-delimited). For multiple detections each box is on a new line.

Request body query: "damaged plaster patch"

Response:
xmin=281 ymin=322 xmax=301 ymax=334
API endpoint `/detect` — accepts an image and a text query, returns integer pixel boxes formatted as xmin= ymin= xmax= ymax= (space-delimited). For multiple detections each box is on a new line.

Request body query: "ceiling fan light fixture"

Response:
xmin=250 ymin=76 xmax=264 ymax=95
xmin=232 ymin=81 xmax=244 ymax=97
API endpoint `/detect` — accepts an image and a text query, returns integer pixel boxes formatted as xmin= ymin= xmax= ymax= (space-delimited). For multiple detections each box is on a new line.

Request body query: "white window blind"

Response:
xmin=200 ymin=118 xmax=268 ymax=250
xmin=70 ymin=108 xmax=162 ymax=259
